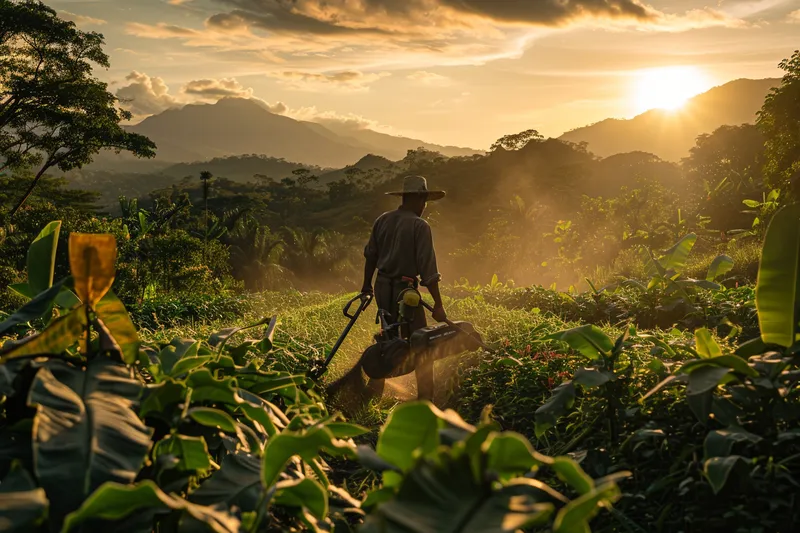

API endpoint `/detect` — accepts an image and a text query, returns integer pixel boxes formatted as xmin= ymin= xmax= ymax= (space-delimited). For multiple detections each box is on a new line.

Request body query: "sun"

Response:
xmin=633 ymin=66 xmax=712 ymax=114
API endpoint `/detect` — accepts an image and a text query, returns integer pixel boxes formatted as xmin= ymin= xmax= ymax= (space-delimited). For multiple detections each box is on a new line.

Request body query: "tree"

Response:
xmin=0 ymin=0 xmax=156 ymax=218
xmin=490 ymin=129 xmax=544 ymax=152
xmin=292 ymin=168 xmax=318 ymax=188
xmin=757 ymin=50 xmax=800 ymax=197
xmin=200 ymin=170 xmax=212 ymax=262
xmin=682 ymin=124 xmax=766 ymax=230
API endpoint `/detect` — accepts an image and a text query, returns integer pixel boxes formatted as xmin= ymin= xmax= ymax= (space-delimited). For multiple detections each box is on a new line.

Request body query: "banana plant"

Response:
xmin=643 ymin=203 xmax=800 ymax=495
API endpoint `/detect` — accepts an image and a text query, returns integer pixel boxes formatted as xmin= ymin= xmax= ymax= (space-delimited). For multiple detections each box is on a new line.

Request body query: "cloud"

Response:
xmin=116 ymin=73 xmax=293 ymax=120
xmin=115 ymin=71 xmax=182 ymax=117
xmin=283 ymin=105 xmax=386 ymax=131
xmin=125 ymin=0 xmax=743 ymax=72
xmin=270 ymin=70 xmax=391 ymax=91
xmin=789 ymin=9 xmax=800 ymax=23
xmin=113 ymin=70 xmax=395 ymax=134
xmin=58 ymin=10 xmax=106 ymax=26
xmin=183 ymin=78 xmax=256 ymax=99
xmin=407 ymin=71 xmax=451 ymax=86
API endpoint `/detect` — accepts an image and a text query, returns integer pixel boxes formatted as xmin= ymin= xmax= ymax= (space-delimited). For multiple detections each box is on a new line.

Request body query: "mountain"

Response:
xmin=559 ymin=78 xmax=779 ymax=161
xmin=120 ymin=98 xmax=480 ymax=168
xmin=318 ymin=122 xmax=480 ymax=160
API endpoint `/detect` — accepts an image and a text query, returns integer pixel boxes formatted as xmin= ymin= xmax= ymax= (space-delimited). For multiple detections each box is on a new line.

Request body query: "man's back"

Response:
xmin=364 ymin=207 xmax=440 ymax=287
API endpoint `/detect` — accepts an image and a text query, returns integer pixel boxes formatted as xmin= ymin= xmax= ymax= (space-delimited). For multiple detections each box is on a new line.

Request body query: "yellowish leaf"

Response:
xmin=69 ymin=234 xmax=117 ymax=307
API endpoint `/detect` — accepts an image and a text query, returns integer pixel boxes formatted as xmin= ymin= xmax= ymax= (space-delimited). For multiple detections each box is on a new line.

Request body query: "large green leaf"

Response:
xmin=755 ymin=203 xmax=800 ymax=347
xmin=170 ymin=356 xmax=213 ymax=377
xmin=686 ymin=366 xmax=731 ymax=396
xmin=658 ymin=233 xmax=697 ymax=274
xmin=0 ymin=310 xmax=86 ymax=362
xmin=0 ymin=462 xmax=48 ymax=532
xmin=140 ymin=379 xmax=187 ymax=418
xmin=694 ymin=328 xmax=723 ymax=358
xmin=209 ymin=316 xmax=275 ymax=352
xmin=572 ymin=368 xmax=613 ymax=388
xmin=61 ymin=480 xmax=240 ymax=533
xmin=95 ymin=291 xmax=140 ymax=364
xmin=534 ymin=382 xmax=576 ymax=437
xmin=704 ymin=456 xmax=748 ymax=495
xmin=376 ymin=402 xmax=440 ymax=473
xmin=261 ymin=426 xmax=356 ymax=488
xmin=27 ymin=221 xmax=61 ymax=295
xmin=0 ymin=279 xmax=67 ymax=336
xmin=553 ymin=481 xmax=622 ymax=533
xmin=704 ymin=427 xmax=762 ymax=459
xmin=236 ymin=389 xmax=281 ymax=437
xmin=706 ymin=255 xmax=734 ymax=282
xmin=485 ymin=433 xmax=548 ymax=482
xmin=273 ymin=477 xmax=328 ymax=521
xmin=153 ymin=435 xmax=211 ymax=472
xmin=186 ymin=369 xmax=241 ymax=405
xmin=679 ymin=355 xmax=758 ymax=378
xmin=361 ymin=451 xmax=555 ymax=533
xmin=190 ymin=452 xmax=263 ymax=511
xmin=27 ymin=358 xmax=153 ymax=522
xmin=546 ymin=326 xmax=613 ymax=360
xmin=187 ymin=407 xmax=238 ymax=433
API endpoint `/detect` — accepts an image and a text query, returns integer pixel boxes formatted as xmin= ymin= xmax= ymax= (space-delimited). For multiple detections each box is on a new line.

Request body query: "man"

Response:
xmin=326 ymin=175 xmax=447 ymax=404
xmin=360 ymin=175 xmax=448 ymax=400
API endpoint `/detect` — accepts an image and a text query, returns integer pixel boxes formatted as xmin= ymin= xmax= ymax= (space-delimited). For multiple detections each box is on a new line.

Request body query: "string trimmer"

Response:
xmin=312 ymin=284 xmax=491 ymax=381
xmin=309 ymin=293 xmax=372 ymax=379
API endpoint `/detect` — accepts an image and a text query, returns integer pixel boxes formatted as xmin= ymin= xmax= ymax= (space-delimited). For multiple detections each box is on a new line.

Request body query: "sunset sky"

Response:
xmin=49 ymin=0 xmax=800 ymax=149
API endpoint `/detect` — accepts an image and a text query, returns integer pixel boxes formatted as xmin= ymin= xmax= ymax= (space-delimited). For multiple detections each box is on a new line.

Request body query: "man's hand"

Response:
xmin=360 ymin=285 xmax=374 ymax=297
xmin=432 ymin=303 xmax=448 ymax=323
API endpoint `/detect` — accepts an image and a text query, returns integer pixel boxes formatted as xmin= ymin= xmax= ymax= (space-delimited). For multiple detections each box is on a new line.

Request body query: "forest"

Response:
xmin=2 ymin=1 xmax=800 ymax=532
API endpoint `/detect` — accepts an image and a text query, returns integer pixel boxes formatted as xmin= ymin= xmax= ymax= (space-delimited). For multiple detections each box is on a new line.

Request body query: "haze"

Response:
xmin=51 ymin=0 xmax=800 ymax=149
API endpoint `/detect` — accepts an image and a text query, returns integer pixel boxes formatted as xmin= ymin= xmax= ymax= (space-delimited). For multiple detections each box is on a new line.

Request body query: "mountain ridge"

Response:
xmin=559 ymin=78 xmax=779 ymax=161
xmin=122 ymin=98 xmax=481 ymax=168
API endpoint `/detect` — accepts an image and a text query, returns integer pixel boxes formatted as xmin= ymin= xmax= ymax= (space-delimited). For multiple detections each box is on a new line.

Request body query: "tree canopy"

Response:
xmin=0 ymin=0 xmax=156 ymax=218
xmin=758 ymin=49 xmax=800 ymax=196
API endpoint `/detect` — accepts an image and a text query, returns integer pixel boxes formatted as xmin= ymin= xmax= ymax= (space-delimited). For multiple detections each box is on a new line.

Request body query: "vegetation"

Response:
xmin=0 ymin=230 xmax=622 ymax=532
xmin=2 ymin=4 xmax=800 ymax=531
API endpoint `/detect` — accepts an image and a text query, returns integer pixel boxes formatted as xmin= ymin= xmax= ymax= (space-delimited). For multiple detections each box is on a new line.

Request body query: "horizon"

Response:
xmin=126 ymin=74 xmax=780 ymax=151
xmin=49 ymin=0 xmax=799 ymax=148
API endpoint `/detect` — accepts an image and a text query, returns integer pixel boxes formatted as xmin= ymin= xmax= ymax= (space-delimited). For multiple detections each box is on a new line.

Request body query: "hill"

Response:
xmin=317 ymin=154 xmax=403 ymax=185
xmin=118 ymin=98 xmax=480 ymax=168
xmin=161 ymin=155 xmax=325 ymax=182
xmin=559 ymin=78 xmax=778 ymax=161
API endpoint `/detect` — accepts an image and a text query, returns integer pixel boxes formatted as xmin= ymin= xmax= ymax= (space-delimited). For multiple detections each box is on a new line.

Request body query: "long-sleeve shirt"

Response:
xmin=364 ymin=208 xmax=441 ymax=286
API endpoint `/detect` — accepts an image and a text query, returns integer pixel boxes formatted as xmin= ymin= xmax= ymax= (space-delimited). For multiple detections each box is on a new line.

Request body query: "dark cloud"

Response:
xmin=210 ymin=0 xmax=659 ymax=36
xmin=271 ymin=70 xmax=391 ymax=90
xmin=438 ymin=0 xmax=657 ymax=24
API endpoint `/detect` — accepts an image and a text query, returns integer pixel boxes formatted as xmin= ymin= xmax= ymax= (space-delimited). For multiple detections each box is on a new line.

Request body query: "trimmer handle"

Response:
xmin=344 ymin=292 xmax=373 ymax=319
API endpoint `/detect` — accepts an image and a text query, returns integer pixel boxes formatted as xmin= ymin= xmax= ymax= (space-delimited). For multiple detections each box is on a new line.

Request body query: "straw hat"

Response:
xmin=386 ymin=175 xmax=446 ymax=201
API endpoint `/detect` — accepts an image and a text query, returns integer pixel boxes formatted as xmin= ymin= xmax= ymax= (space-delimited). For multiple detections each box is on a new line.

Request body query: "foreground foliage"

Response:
xmin=0 ymin=225 xmax=621 ymax=532
xmin=452 ymin=203 xmax=800 ymax=531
